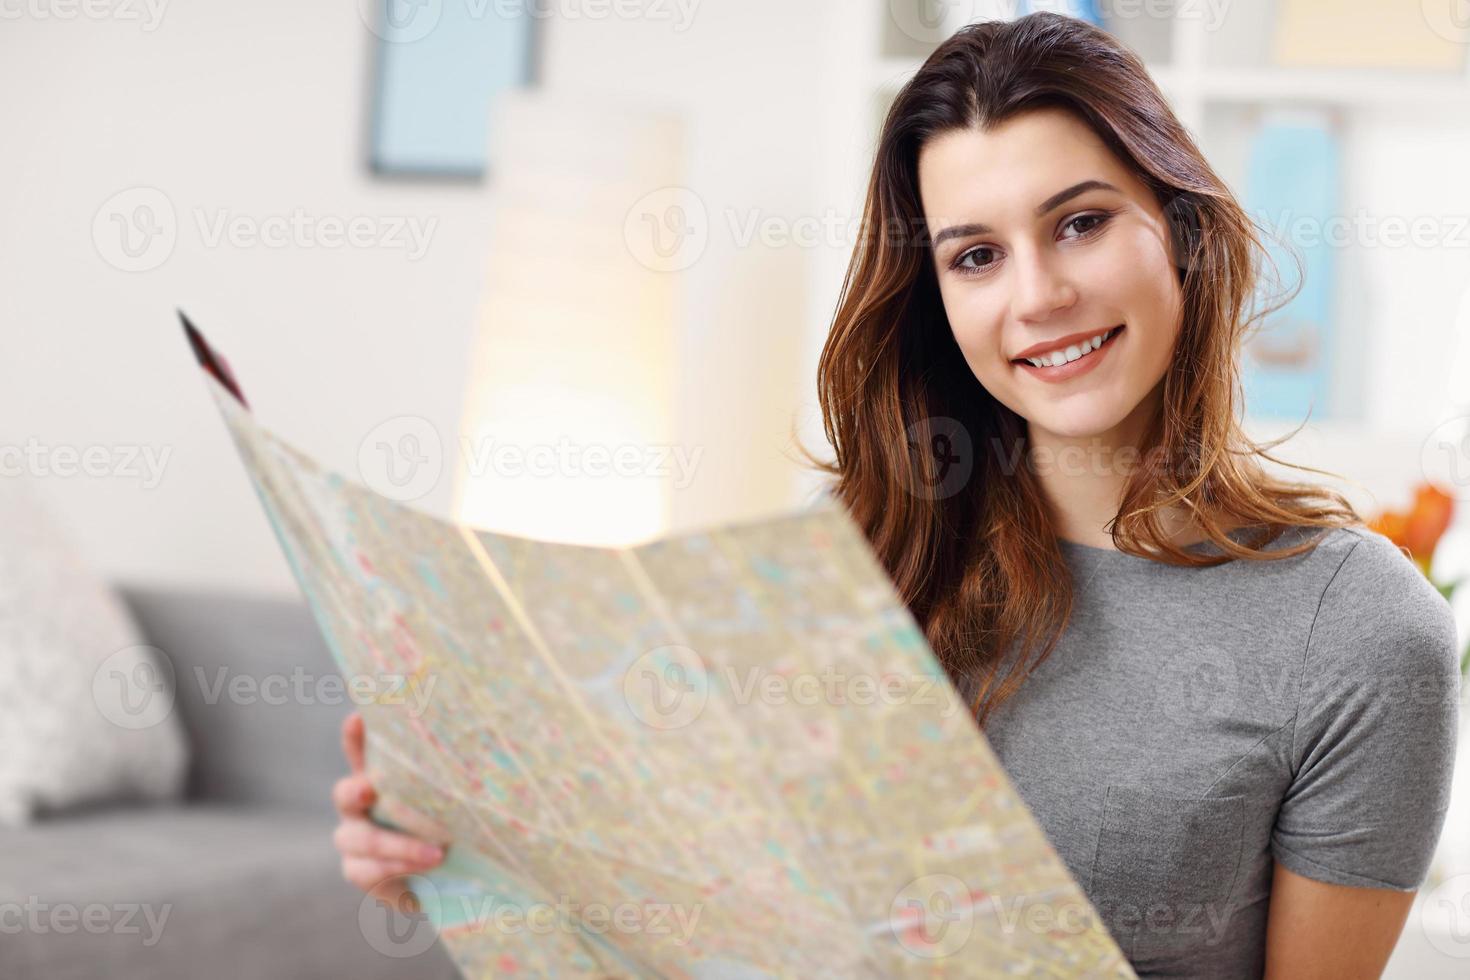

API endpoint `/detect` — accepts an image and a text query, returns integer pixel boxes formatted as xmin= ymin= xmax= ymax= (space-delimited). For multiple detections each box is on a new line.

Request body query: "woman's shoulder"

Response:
xmin=1296 ymin=523 xmax=1460 ymax=678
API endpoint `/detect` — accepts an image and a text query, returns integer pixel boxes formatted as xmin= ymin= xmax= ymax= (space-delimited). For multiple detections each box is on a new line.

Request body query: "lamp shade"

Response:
xmin=453 ymin=91 xmax=687 ymax=547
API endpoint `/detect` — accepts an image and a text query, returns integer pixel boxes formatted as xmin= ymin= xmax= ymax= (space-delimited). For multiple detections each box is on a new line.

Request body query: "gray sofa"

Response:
xmin=0 ymin=585 xmax=461 ymax=980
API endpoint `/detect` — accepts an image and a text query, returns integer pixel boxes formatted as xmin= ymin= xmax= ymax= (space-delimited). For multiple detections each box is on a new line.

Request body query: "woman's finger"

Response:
xmin=332 ymin=774 xmax=376 ymax=817
xmin=341 ymin=857 xmax=425 ymax=913
xmin=341 ymin=711 xmax=366 ymax=773
xmin=334 ymin=818 xmax=445 ymax=865
xmin=342 ymin=854 xmax=434 ymax=885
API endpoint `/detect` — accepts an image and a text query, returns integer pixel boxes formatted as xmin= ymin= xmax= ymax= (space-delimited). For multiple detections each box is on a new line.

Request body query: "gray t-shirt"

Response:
xmin=955 ymin=523 xmax=1462 ymax=977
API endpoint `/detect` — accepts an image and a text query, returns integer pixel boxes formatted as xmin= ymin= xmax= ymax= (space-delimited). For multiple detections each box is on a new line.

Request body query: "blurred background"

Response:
xmin=2 ymin=0 xmax=1469 ymax=976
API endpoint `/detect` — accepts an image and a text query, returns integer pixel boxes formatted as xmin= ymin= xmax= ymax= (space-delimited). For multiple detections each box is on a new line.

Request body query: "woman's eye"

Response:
xmin=1061 ymin=212 xmax=1110 ymax=239
xmin=953 ymin=246 xmax=998 ymax=274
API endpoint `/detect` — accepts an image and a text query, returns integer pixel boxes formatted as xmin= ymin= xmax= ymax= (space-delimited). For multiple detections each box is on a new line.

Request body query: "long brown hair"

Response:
xmin=795 ymin=13 xmax=1362 ymax=730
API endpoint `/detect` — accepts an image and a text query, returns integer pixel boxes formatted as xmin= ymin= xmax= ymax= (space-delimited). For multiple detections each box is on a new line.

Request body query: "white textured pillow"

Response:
xmin=0 ymin=478 xmax=189 ymax=825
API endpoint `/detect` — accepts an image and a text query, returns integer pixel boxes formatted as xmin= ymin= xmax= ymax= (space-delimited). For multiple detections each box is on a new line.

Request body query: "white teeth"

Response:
xmin=1025 ymin=327 xmax=1117 ymax=368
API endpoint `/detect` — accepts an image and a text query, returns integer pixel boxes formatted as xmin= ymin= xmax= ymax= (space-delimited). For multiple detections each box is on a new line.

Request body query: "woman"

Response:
xmin=332 ymin=13 xmax=1461 ymax=977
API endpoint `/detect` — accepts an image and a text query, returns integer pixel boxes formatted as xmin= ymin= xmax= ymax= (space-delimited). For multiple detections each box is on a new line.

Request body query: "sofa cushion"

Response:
xmin=0 ymin=803 xmax=460 ymax=980
xmin=0 ymin=477 xmax=188 ymax=826
xmin=116 ymin=584 xmax=355 ymax=816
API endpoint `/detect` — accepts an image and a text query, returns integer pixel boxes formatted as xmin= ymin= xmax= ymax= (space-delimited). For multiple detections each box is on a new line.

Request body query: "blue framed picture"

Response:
xmin=366 ymin=0 xmax=538 ymax=178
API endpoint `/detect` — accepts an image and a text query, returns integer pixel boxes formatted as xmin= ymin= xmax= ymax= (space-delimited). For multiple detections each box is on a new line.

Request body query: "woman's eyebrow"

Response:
xmin=929 ymin=179 xmax=1121 ymax=248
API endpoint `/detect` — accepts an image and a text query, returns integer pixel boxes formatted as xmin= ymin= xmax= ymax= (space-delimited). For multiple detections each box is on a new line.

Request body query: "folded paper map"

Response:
xmin=183 ymin=314 xmax=1135 ymax=978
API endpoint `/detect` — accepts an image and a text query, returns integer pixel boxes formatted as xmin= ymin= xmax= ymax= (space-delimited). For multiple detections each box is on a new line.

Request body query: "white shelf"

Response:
xmin=874 ymin=56 xmax=1470 ymax=109
xmin=1162 ymin=67 xmax=1470 ymax=108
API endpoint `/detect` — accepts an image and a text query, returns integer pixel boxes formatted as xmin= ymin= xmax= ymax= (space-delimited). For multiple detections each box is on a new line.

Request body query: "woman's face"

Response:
xmin=917 ymin=106 xmax=1183 ymax=443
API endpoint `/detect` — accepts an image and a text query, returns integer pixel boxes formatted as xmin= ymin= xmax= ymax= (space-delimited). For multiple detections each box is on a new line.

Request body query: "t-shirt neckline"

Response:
xmin=1055 ymin=525 xmax=1267 ymax=562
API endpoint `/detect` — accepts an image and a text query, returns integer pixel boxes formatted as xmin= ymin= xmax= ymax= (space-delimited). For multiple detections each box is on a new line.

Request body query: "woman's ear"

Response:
xmin=1161 ymin=191 xmax=1203 ymax=284
xmin=1170 ymin=191 xmax=1205 ymax=283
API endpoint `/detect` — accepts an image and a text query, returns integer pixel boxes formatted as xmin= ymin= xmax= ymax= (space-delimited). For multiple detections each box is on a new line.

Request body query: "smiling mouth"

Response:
xmin=1011 ymin=325 xmax=1124 ymax=368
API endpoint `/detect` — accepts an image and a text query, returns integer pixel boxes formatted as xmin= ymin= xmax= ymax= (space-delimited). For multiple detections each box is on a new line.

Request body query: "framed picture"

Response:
xmin=366 ymin=0 xmax=538 ymax=178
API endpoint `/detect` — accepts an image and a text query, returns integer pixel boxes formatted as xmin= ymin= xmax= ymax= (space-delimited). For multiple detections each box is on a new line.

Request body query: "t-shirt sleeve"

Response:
xmin=1270 ymin=530 xmax=1463 ymax=891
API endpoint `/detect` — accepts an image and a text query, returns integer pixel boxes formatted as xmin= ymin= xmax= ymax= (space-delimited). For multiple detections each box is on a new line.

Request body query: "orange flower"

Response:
xmin=1403 ymin=483 xmax=1455 ymax=560
xmin=1368 ymin=509 xmax=1408 ymax=548
xmin=1370 ymin=483 xmax=1455 ymax=577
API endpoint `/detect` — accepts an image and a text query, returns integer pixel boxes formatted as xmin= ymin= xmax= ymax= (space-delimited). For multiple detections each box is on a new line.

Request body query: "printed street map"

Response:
xmin=185 ymin=316 xmax=1135 ymax=979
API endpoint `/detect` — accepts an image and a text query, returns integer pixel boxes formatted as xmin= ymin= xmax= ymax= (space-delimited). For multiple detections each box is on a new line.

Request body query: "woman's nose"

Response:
xmin=1010 ymin=249 xmax=1078 ymax=323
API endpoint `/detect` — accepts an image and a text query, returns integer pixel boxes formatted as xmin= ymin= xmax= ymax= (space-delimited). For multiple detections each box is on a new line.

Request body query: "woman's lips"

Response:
xmin=1012 ymin=324 xmax=1124 ymax=383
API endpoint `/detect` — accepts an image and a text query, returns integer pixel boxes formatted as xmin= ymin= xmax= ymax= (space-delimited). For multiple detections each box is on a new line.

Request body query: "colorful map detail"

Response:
xmin=199 ymin=355 xmax=1135 ymax=979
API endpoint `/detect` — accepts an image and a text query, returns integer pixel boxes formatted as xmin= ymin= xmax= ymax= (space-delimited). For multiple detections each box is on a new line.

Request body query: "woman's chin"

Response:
xmin=1022 ymin=400 xmax=1132 ymax=444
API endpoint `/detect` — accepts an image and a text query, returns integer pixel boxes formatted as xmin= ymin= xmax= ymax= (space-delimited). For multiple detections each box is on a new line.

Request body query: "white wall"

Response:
xmin=0 ymin=0 xmax=838 ymax=595
xmin=5 ymin=3 xmax=1465 ymax=600
xmin=0 ymin=4 xmax=494 ymax=594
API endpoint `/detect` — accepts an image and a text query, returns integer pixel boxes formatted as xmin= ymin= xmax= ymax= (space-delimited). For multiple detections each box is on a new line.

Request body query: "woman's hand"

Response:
xmin=332 ymin=711 xmax=445 ymax=912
